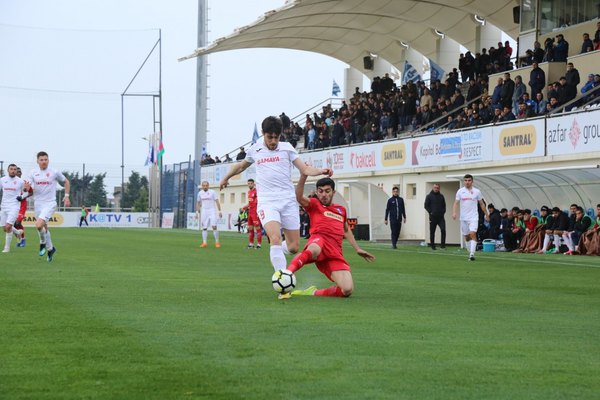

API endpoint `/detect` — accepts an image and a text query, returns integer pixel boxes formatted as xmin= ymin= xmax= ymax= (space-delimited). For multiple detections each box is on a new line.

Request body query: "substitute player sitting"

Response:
xmin=288 ymin=175 xmax=375 ymax=298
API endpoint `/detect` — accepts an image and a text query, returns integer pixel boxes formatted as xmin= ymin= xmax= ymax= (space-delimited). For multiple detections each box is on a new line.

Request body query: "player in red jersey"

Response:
xmin=14 ymin=167 xmax=28 ymax=247
xmin=244 ymin=178 xmax=262 ymax=249
xmin=287 ymin=174 xmax=375 ymax=298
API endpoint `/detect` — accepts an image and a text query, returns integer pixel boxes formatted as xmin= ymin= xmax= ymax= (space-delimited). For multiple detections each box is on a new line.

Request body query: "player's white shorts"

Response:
xmin=460 ymin=219 xmax=479 ymax=236
xmin=201 ymin=210 xmax=218 ymax=229
xmin=257 ymin=197 xmax=300 ymax=230
xmin=0 ymin=207 xmax=19 ymax=226
xmin=35 ymin=202 xmax=57 ymax=223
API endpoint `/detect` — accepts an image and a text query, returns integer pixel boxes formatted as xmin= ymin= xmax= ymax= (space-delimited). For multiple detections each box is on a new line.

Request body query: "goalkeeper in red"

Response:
xmin=288 ymin=174 xmax=375 ymax=297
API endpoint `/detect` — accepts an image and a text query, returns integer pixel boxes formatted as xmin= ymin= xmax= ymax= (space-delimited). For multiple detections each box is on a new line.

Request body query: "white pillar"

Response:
xmin=344 ymin=67 xmax=363 ymax=99
xmin=475 ymin=22 xmax=503 ymax=54
xmin=435 ymin=36 xmax=461 ymax=81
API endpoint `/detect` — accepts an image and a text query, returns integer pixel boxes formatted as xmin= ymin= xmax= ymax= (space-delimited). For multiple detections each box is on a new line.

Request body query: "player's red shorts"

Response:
xmin=247 ymin=211 xmax=260 ymax=228
xmin=304 ymin=234 xmax=350 ymax=282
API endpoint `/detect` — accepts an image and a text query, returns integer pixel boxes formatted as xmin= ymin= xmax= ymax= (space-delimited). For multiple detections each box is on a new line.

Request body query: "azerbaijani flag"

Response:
xmin=157 ymin=140 xmax=165 ymax=168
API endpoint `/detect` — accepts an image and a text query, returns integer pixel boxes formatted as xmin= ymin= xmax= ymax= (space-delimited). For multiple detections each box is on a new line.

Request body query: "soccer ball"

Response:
xmin=272 ymin=269 xmax=296 ymax=293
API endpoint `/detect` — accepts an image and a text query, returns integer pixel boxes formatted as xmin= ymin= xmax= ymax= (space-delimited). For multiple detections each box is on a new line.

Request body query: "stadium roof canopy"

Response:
xmin=180 ymin=0 xmax=519 ymax=70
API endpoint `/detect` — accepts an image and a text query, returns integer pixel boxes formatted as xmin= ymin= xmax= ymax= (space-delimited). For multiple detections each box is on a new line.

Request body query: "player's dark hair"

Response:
xmin=464 ymin=174 xmax=473 ymax=180
xmin=8 ymin=163 xmax=17 ymax=168
xmin=37 ymin=151 xmax=48 ymax=159
xmin=523 ymin=209 xmax=531 ymax=215
xmin=392 ymin=186 xmax=399 ymax=191
xmin=247 ymin=179 xmax=254 ymax=183
xmin=261 ymin=116 xmax=282 ymax=135
xmin=316 ymin=177 xmax=335 ymax=190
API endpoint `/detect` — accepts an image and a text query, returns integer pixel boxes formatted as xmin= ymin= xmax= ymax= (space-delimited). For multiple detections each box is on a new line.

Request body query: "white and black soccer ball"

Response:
xmin=272 ymin=269 xmax=297 ymax=293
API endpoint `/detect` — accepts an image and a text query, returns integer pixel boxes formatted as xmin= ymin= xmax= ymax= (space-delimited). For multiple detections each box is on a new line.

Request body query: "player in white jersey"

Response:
xmin=220 ymin=116 xmax=332 ymax=299
xmin=452 ymin=174 xmax=489 ymax=261
xmin=23 ymin=151 xmax=71 ymax=262
xmin=1 ymin=164 xmax=25 ymax=253
xmin=196 ymin=181 xmax=222 ymax=248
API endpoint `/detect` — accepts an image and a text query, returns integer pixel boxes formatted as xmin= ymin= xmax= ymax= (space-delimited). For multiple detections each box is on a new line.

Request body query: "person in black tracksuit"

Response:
xmin=424 ymin=184 xmax=446 ymax=249
xmin=384 ymin=187 xmax=406 ymax=249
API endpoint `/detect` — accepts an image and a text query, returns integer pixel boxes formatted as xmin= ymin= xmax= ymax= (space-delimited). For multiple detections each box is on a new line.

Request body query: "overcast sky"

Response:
xmin=0 ymin=0 xmax=346 ymax=190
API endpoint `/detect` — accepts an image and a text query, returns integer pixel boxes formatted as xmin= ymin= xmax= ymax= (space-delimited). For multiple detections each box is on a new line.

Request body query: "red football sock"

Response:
xmin=314 ymin=286 xmax=345 ymax=297
xmin=248 ymin=230 xmax=254 ymax=245
xmin=287 ymin=249 xmax=313 ymax=273
xmin=256 ymin=229 xmax=262 ymax=245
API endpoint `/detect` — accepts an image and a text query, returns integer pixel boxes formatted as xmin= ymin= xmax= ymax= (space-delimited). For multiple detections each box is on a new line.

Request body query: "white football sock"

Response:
xmin=542 ymin=235 xmax=550 ymax=251
xmin=45 ymin=230 xmax=54 ymax=251
xmin=5 ymin=232 xmax=12 ymax=249
xmin=270 ymin=245 xmax=287 ymax=271
xmin=470 ymin=239 xmax=477 ymax=254
xmin=38 ymin=229 xmax=46 ymax=244
xmin=281 ymin=240 xmax=290 ymax=255
xmin=213 ymin=230 xmax=219 ymax=242
xmin=202 ymin=230 xmax=208 ymax=243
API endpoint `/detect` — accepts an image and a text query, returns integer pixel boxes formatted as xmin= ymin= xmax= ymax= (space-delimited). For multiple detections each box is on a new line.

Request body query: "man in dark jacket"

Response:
xmin=538 ymin=207 xmax=571 ymax=253
xmin=528 ymin=61 xmax=546 ymax=99
xmin=424 ymin=183 xmax=446 ymax=249
xmin=384 ymin=187 xmax=406 ymax=249
xmin=487 ymin=204 xmax=501 ymax=239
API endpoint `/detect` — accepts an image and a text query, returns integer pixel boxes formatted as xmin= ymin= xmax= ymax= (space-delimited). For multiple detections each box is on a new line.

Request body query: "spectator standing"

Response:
xmin=424 ymin=183 xmax=446 ymax=250
xmin=528 ymin=61 xmax=546 ymax=100
xmin=384 ymin=187 xmax=406 ymax=249
xmin=512 ymin=75 xmax=526 ymax=115
xmin=565 ymin=62 xmax=581 ymax=88
xmin=553 ymin=34 xmax=569 ymax=62
xmin=581 ymin=33 xmax=594 ymax=53
xmin=236 ymin=146 xmax=246 ymax=161
xmin=532 ymin=41 xmax=545 ymax=63
xmin=500 ymin=72 xmax=515 ymax=109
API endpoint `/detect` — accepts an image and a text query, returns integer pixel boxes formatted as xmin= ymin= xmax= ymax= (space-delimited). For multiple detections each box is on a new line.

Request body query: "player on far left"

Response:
xmin=14 ymin=167 xmax=29 ymax=247
xmin=24 ymin=151 xmax=71 ymax=262
xmin=196 ymin=181 xmax=222 ymax=248
xmin=1 ymin=164 xmax=25 ymax=253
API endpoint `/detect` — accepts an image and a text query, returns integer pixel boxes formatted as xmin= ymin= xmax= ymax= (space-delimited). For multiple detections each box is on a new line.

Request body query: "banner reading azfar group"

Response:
xmin=546 ymin=111 xmax=600 ymax=155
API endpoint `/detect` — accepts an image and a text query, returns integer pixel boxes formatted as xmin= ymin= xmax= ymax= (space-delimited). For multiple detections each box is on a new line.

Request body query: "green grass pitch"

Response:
xmin=1 ymin=228 xmax=600 ymax=399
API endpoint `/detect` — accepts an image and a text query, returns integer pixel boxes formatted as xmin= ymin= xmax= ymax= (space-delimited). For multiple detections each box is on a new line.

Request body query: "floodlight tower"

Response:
xmin=194 ymin=0 xmax=209 ymax=182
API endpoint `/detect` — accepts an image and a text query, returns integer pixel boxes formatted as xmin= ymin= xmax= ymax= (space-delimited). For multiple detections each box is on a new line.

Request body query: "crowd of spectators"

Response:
xmin=217 ymin=28 xmax=600 ymax=160
xmin=480 ymin=203 xmax=600 ymax=256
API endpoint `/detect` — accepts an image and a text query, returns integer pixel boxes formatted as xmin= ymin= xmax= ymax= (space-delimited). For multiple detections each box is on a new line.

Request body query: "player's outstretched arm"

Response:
xmin=219 ymin=160 xmax=251 ymax=190
xmin=344 ymin=223 xmax=375 ymax=262
xmin=295 ymin=173 xmax=310 ymax=208
xmin=292 ymin=158 xmax=333 ymax=178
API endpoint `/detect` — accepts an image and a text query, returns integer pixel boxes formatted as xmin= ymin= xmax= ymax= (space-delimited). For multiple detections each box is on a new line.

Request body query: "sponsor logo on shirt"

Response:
xmin=257 ymin=156 xmax=280 ymax=165
xmin=324 ymin=211 xmax=344 ymax=222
